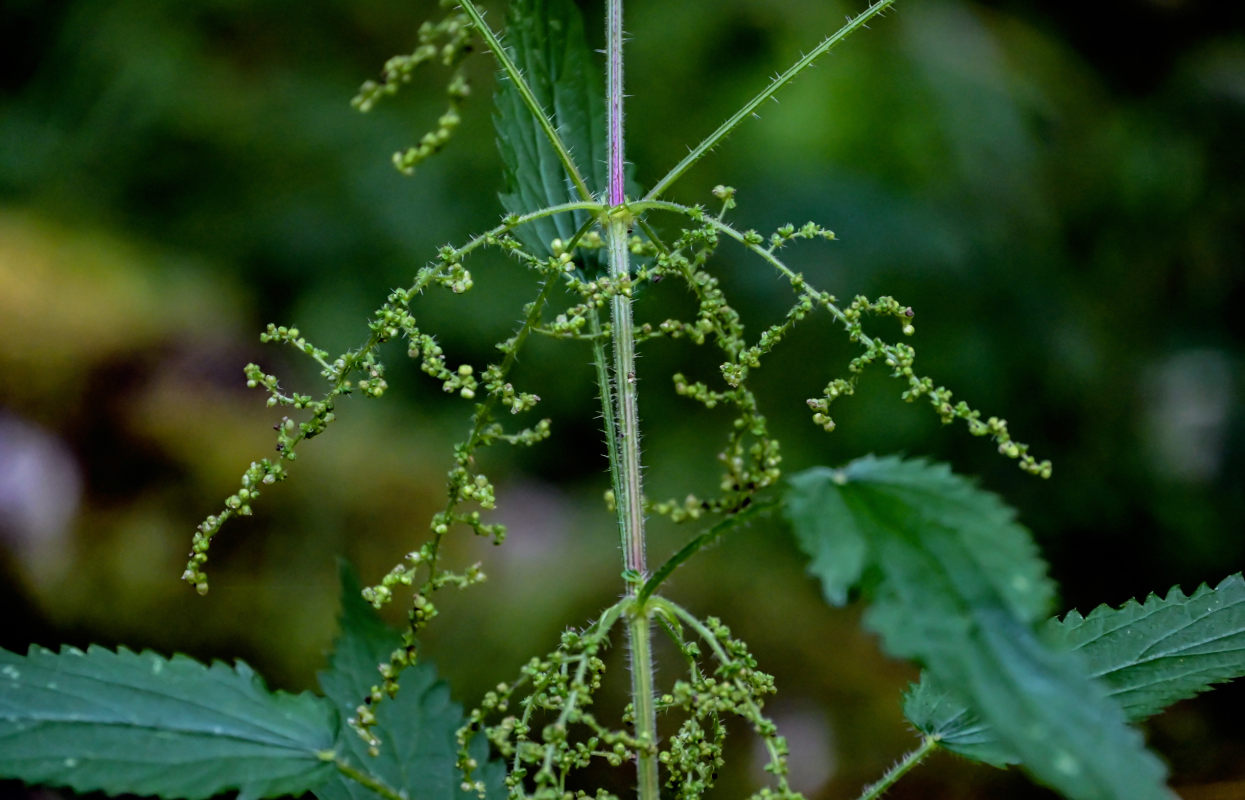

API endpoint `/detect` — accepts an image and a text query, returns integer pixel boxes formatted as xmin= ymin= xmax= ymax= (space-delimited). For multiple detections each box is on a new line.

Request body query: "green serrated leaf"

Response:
xmin=907 ymin=573 xmax=1245 ymax=765
xmin=0 ymin=645 xmax=336 ymax=800
xmin=313 ymin=563 xmax=505 ymax=800
xmin=785 ymin=466 xmax=867 ymax=606
xmin=495 ymin=0 xmax=605 ymax=260
xmin=902 ymin=678 xmax=1010 ymax=766
xmin=1046 ymin=572 xmax=1245 ymax=716
xmin=786 ymin=455 xmax=1173 ymax=800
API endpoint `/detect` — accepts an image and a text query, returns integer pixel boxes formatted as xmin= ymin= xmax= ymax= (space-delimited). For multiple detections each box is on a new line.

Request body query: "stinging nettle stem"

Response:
xmin=606 ymin=0 xmax=626 ymax=208
xmin=854 ymin=736 xmax=939 ymax=800
xmin=604 ymin=1 xmax=659 ymax=799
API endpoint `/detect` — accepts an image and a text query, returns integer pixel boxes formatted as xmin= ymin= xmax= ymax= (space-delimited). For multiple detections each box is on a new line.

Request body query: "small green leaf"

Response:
xmin=495 ymin=0 xmax=606 ymax=259
xmin=0 ymin=645 xmax=337 ymax=800
xmin=786 ymin=455 xmax=1173 ymax=800
xmin=313 ymin=563 xmax=505 ymax=800
xmin=907 ymin=573 xmax=1245 ymax=763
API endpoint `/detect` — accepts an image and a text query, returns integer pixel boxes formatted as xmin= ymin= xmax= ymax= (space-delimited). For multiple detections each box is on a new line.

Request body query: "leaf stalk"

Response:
xmin=853 ymin=736 xmax=939 ymax=800
xmin=457 ymin=0 xmax=594 ymax=203
xmin=333 ymin=758 xmax=408 ymax=800
xmin=644 ymin=0 xmax=896 ymax=201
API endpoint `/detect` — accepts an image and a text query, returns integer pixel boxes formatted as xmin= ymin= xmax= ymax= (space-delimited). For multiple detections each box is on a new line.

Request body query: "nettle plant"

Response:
xmin=3 ymin=1 xmax=1243 ymax=800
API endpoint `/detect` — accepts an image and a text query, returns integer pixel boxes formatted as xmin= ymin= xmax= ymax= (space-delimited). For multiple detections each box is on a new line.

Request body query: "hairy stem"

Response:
xmin=457 ymin=0 xmax=594 ymax=202
xmin=606 ymin=0 xmax=626 ymax=208
xmin=589 ymin=307 xmax=628 ymax=555
xmin=609 ymin=216 xmax=644 ymax=580
xmin=604 ymin=1 xmax=658 ymax=798
xmin=333 ymin=758 xmax=405 ymax=800
xmin=638 ymin=496 xmax=779 ymax=605
xmin=854 ymin=736 xmax=939 ymax=800
xmin=644 ymin=0 xmax=896 ymax=201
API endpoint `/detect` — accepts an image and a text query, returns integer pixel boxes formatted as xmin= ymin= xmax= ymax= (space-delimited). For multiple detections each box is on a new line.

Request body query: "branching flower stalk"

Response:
xmin=0 ymin=6 xmax=1238 ymax=800
xmin=179 ymin=3 xmax=1072 ymax=799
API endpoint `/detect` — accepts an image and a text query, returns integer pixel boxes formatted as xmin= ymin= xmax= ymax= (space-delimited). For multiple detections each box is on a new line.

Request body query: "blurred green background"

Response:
xmin=1 ymin=0 xmax=1243 ymax=797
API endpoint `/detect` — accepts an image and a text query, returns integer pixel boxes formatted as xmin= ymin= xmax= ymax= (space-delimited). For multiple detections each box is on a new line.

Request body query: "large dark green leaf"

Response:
xmin=906 ymin=573 xmax=1245 ymax=763
xmin=0 ymin=645 xmax=337 ymax=800
xmin=313 ymin=564 xmax=505 ymax=800
xmin=495 ymin=0 xmax=606 ymax=259
xmin=785 ymin=456 xmax=1173 ymax=800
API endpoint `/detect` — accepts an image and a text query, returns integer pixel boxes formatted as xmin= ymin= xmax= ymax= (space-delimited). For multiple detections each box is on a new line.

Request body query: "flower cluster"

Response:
xmin=654 ymin=608 xmax=797 ymax=800
xmin=635 ymin=193 xmax=1052 ymax=481
xmin=457 ymin=599 xmax=798 ymax=800
xmin=190 ymin=184 xmax=1052 ymax=793
xmin=352 ymin=0 xmax=475 ymax=176
xmin=803 ymin=292 xmax=1052 ymax=478
xmin=457 ymin=603 xmax=637 ymax=800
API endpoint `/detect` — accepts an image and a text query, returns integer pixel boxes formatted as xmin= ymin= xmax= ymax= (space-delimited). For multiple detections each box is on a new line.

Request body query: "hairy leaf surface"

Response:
xmin=786 ymin=456 xmax=1173 ymax=800
xmin=495 ymin=0 xmax=606 ymax=258
xmin=0 ymin=645 xmax=336 ymax=800
xmin=906 ymin=573 xmax=1245 ymax=763
xmin=314 ymin=564 xmax=505 ymax=800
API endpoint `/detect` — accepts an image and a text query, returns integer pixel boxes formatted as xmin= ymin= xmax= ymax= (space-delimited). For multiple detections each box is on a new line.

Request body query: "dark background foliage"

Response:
xmin=1 ymin=0 xmax=1242 ymax=797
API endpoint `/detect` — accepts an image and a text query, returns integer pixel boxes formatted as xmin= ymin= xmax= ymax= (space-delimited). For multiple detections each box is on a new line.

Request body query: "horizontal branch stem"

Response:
xmin=638 ymin=496 xmax=779 ymax=605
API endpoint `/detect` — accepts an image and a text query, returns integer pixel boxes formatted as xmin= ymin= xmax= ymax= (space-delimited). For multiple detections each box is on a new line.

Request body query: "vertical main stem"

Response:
xmin=605 ymin=2 xmax=659 ymax=798
xmin=609 ymin=220 xmax=645 ymax=576
xmin=607 ymin=0 xmax=626 ymax=210
xmin=612 ymin=215 xmax=658 ymax=799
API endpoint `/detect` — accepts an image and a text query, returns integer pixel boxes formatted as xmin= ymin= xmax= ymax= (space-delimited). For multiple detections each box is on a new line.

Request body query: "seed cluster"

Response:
xmin=642 ymin=194 xmax=1052 ymax=482
xmin=654 ymin=608 xmax=798 ymax=800
xmin=457 ymin=600 xmax=797 ymax=800
xmin=352 ymin=0 xmax=474 ymax=176
xmin=458 ymin=605 xmax=636 ymax=800
xmin=189 ymin=181 xmax=1051 ymax=794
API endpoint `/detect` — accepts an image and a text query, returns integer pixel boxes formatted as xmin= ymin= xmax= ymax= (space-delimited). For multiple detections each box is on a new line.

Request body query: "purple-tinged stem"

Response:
xmin=604 ymin=1 xmax=659 ymax=798
xmin=607 ymin=0 xmax=625 ymax=206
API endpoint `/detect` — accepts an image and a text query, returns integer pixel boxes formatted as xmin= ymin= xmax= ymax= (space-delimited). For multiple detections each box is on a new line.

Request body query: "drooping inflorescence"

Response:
xmin=352 ymin=0 xmax=476 ymax=175
xmin=189 ymin=177 xmax=1049 ymax=788
xmin=456 ymin=598 xmax=798 ymax=800
xmin=166 ymin=0 xmax=1070 ymax=795
xmin=632 ymin=193 xmax=1053 ymax=491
